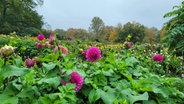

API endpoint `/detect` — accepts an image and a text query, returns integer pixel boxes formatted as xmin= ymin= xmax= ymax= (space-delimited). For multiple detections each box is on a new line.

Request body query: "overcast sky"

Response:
xmin=37 ymin=0 xmax=182 ymax=30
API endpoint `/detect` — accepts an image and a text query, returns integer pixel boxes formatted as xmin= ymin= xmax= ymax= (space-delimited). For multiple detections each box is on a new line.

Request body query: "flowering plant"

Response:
xmin=86 ymin=46 xmax=101 ymax=62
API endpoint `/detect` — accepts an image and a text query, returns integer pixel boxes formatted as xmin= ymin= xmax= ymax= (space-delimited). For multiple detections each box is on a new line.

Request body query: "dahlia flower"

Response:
xmin=152 ymin=54 xmax=164 ymax=62
xmin=45 ymin=41 xmax=50 ymax=48
xmin=37 ymin=43 xmax=43 ymax=49
xmin=25 ymin=58 xmax=35 ymax=68
xmin=37 ymin=34 xmax=44 ymax=41
xmin=54 ymin=45 xmax=68 ymax=54
xmin=86 ymin=46 xmax=101 ymax=62
xmin=124 ymin=41 xmax=133 ymax=49
xmin=49 ymin=34 xmax=55 ymax=45
xmin=0 ymin=45 xmax=14 ymax=57
xmin=70 ymin=72 xmax=84 ymax=92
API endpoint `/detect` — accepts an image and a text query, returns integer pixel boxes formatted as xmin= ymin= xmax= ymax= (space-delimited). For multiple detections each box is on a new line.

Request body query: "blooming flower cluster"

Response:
xmin=25 ymin=58 xmax=35 ymax=68
xmin=86 ymin=46 xmax=101 ymax=62
xmin=70 ymin=72 xmax=84 ymax=92
xmin=152 ymin=54 xmax=164 ymax=62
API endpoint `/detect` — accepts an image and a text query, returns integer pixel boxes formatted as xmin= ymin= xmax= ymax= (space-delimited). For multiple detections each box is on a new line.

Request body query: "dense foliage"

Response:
xmin=164 ymin=1 xmax=184 ymax=56
xmin=0 ymin=0 xmax=43 ymax=34
xmin=0 ymin=34 xmax=183 ymax=104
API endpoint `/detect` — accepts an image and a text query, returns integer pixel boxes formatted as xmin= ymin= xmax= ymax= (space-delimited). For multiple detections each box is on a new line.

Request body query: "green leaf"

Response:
xmin=125 ymin=57 xmax=139 ymax=67
xmin=24 ymin=69 xmax=35 ymax=83
xmin=14 ymin=58 xmax=22 ymax=67
xmin=0 ymin=58 xmax=4 ymax=68
xmin=37 ymin=76 xmax=61 ymax=88
xmin=1 ymin=65 xmax=27 ymax=79
xmin=43 ymin=62 xmax=57 ymax=72
xmin=0 ymin=95 xmax=18 ymax=104
xmin=38 ymin=96 xmax=52 ymax=104
xmin=97 ymin=89 xmax=115 ymax=104
xmin=93 ymin=74 xmax=107 ymax=86
xmin=121 ymin=89 xmax=149 ymax=104
xmin=89 ymin=89 xmax=100 ymax=103
xmin=102 ymin=69 xmax=114 ymax=76
xmin=129 ymin=92 xmax=149 ymax=104
xmin=17 ymin=85 xmax=39 ymax=99
xmin=143 ymin=100 xmax=157 ymax=104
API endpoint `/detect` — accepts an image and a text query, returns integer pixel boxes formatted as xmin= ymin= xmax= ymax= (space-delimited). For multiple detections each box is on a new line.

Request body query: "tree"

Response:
xmin=117 ymin=22 xmax=146 ymax=43
xmin=0 ymin=0 xmax=43 ymax=34
xmin=54 ymin=29 xmax=66 ymax=40
xmin=65 ymin=28 xmax=90 ymax=41
xmin=89 ymin=17 xmax=105 ymax=41
xmin=109 ymin=31 xmax=117 ymax=42
xmin=164 ymin=1 xmax=184 ymax=56
xmin=159 ymin=26 xmax=167 ymax=42
xmin=145 ymin=27 xmax=157 ymax=43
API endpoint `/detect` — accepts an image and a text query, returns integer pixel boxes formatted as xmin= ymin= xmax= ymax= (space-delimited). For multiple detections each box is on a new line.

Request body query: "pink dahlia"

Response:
xmin=152 ymin=54 xmax=164 ymax=62
xmin=37 ymin=34 xmax=44 ymax=41
xmin=45 ymin=41 xmax=50 ymax=48
xmin=70 ymin=72 xmax=84 ymax=92
xmin=124 ymin=41 xmax=133 ymax=49
xmin=54 ymin=45 xmax=68 ymax=54
xmin=49 ymin=34 xmax=55 ymax=45
xmin=86 ymin=46 xmax=101 ymax=62
xmin=53 ymin=46 xmax=58 ymax=53
xmin=25 ymin=58 xmax=35 ymax=68
xmin=37 ymin=43 xmax=43 ymax=49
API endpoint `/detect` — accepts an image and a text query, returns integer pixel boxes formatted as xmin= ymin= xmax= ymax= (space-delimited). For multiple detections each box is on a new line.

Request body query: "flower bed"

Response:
xmin=0 ymin=34 xmax=183 ymax=104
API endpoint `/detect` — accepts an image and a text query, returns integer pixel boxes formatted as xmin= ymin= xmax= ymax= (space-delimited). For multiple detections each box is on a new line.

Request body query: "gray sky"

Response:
xmin=37 ymin=0 xmax=182 ymax=30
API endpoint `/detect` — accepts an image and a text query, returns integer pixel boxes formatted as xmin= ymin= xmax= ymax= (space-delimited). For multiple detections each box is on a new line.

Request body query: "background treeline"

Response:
xmin=50 ymin=20 xmax=165 ymax=44
xmin=0 ymin=0 xmax=166 ymax=44
xmin=0 ymin=1 xmax=183 ymax=56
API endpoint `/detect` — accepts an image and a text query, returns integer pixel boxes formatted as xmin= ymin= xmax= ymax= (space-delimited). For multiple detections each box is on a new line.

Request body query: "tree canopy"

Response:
xmin=164 ymin=1 xmax=184 ymax=56
xmin=0 ymin=0 xmax=44 ymax=34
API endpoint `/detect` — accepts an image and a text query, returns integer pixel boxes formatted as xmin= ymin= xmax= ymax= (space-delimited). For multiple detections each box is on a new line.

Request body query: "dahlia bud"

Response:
xmin=37 ymin=43 xmax=43 ymax=49
xmin=49 ymin=34 xmax=55 ymax=45
xmin=45 ymin=41 xmax=49 ymax=47
xmin=25 ymin=58 xmax=35 ymax=68
xmin=124 ymin=41 xmax=133 ymax=49
xmin=0 ymin=45 xmax=14 ymax=57
xmin=53 ymin=45 xmax=68 ymax=55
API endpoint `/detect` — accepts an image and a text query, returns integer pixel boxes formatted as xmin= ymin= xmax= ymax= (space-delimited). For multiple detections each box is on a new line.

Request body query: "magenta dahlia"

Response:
xmin=25 ymin=58 xmax=35 ymax=68
xmin=152 ymin=54 xmax=164 ymax=62
xmin=86 ymin=46 xmax=101 ymax=62
xmin=49 ymin=34 xmax=55 ymax=45
xmin=37 ymin=43 xmax=43 ymax=49
xmin=70 ymin=72 xmax=84 ymax=92
xmin=37 ymin=34 xmax=44 ymax=41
